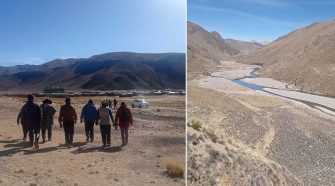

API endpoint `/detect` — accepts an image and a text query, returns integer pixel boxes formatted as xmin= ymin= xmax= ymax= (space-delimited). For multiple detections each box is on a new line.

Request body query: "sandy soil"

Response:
xmin=0 ymin=95 xmax=185 ymax=186
xmin=187 ymin=62 xmax=335 ymax=185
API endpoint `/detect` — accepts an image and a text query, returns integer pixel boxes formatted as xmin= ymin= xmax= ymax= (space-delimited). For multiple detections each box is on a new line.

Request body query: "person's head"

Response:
xmin=101 ymin=100 xmax=108 ymax=108
xmin=120 ymin=102 xmax=126 ymax=107
xmin=27 ymin=94 xmax=34 ymax=101
xmin=88 ymin=99 xmax=93 ymax=104
xmin=65 ymin=97 xmax=71 ymax=104
xmin=43 ymin=99 xmax=52 ymax=104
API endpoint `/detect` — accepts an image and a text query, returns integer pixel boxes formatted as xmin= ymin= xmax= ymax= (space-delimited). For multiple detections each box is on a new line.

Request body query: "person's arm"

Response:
xmin=37 ymin=105 xmax=42 ymax=125
xmin=109 ymin=109 xmax=115 ymax=126
xmin=96 ymin=109 xmax=100 ymax=125
xmin=58 ymin=107 xmax=63 ymax=127
xmin=80 ymin=106 xmax=84 ymax=124
xmin=17 ymin=111 xmax=22 ymax=125
xmin=129 ymin=109 xmax=133 ymax=125
xmin=114 ymin=109 xmax=120 ymax=129
xmin=73 ymin=107 xmax=77 ymax=124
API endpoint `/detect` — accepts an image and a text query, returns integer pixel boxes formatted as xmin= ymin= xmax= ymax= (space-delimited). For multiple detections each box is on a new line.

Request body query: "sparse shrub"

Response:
xmin=190 ymin=120 xmax=202 ymax=131
xmin=192 ymin=134 xmax=199 ymax=145
xmin=163 ymin=158 xmax=185 ymax=178
xmin=209 ymin=148 xmax=220 ymax=158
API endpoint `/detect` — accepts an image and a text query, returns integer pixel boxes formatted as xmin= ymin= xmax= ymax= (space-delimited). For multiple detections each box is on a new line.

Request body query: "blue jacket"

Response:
xmin=80 ymin=103 xmax=98 ymax=123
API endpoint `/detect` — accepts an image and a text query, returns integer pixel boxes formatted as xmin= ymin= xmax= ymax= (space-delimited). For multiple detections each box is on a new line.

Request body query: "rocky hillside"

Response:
xmin=238 ymin=19 xmax=335 ymax=96
xmin=187 ymin=21 xmax=263 ymax=73
xmin=0 ymin=52 xmax=185 ymax=91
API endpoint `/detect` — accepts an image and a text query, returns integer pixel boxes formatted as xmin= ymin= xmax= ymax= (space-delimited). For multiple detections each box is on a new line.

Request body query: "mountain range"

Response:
xmin=187 ymin=21 xmax=264 ymax=73
xmin=238 ymin=19 xmax=335 ymax=96
xmin=0 ymin=52 xmax=185 ymax=91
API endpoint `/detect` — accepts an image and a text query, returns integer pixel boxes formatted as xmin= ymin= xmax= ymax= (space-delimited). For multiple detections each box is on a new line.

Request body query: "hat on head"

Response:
xmin=101 ymin=100 xmax=108 ymax=107
xmin=121 ymin=102 xmax=126 ymax=107
xmin=88 ymin=99 xmax=93 ymax=104
xmin=43 ymin=99 xmax=52 ymax=104
xmin=65 ymin=97 xmax=71 ymax=103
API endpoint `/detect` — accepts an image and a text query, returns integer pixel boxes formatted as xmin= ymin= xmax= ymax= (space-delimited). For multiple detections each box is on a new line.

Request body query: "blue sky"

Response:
xmin=188 ymin=0 xmax=335 ymax=42
xmin=0 ymin=0 xmax=186 ymax=66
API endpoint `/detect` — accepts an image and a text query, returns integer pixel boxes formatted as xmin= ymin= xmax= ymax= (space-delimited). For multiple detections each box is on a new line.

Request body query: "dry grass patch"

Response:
xmin=163 ymin=158 xmax=185 ymax=178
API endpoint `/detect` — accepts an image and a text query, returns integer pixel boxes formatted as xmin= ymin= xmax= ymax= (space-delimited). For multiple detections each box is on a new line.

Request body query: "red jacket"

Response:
xmin=115 ymin=107 xmax=133 ymax=129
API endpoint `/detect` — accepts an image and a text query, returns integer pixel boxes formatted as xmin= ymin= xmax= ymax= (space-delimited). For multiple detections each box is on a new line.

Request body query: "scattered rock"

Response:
xmin=17 ymin=169 xmax=24 ymax=173
xmin=34 ymin=172 xmax=38 ymax=176
xmin=74 ymin=183 xmax=79 ymax=186
xmin=94 ymin=161 xmax=98 ymax=163
xmin=89 ymin=170 xmax=95 ymax=175
xmin=156 ymin=165 xmax=160 ymax=167
xmin=114 ymin=179 xmax=119 ymax=182
xmin=87 ymin=164 xmax=92 ymax=167
xmin=157 ymin=155 xmax=162 ymax=157
xmin=29 ymin=183 xmax=37 ymax=186
xmin=150 ymin=181 xmax=155 ymax=184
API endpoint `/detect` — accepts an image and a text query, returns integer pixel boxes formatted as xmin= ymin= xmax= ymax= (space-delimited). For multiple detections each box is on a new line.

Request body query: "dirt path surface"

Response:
xmin=187 ymin=62 xmax=335 ymax=185
xmin=0 ymin=95 xmax=185 ymax=186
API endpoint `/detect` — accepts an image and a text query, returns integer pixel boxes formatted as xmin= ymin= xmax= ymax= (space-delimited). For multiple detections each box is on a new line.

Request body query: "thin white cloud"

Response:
xmin=190 ymin=4 xmax=298 ymax=27
xmin=225 ymin=0 xmax=289 ymax=6
xmin=16 ymin=57 xmax=44 ymax=65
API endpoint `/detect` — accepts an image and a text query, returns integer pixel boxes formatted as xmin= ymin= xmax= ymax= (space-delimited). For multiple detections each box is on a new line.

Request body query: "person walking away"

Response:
xmin=40 ymin=99 xmax=56 ymax=143
xmin=113 ymin=99 xmax=117 ymax=110
xmin=17 ymin=111 xmax=28 ymax=141
xmin=115 ymin=102 xmax=133 ymax=146
xmin=108 ymin=99 xmax=112 ymax=108
xmin=97 ymin=101 xmax=114 ymax=147
xmin=58 ymin=97 xmax=77 ymax=147
xmin=80 ymin=99 xmax=98 ymax=142
xmin=20 ymin=94 xmax=41 ymax=148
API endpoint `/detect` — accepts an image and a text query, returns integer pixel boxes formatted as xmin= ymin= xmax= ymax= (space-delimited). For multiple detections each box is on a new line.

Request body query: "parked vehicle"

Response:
xmin=132 ymin=99 xmax=149 ymax=108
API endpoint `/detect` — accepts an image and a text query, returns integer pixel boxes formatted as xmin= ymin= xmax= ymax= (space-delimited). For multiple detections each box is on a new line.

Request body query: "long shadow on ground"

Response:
xmin=0 ymin=139 xmax=88 ymax=157
xmin=72 ymin=145 xmax=122 ymax=154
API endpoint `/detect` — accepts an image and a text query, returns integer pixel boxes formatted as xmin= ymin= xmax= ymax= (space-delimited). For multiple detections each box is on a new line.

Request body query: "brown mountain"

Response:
xmin=187 ymin=21 xmax=263 ymax=73
xmin=0 ymin=52 xmax=185 ymax=91
xmin=238 ymin=19 xmax=335 ymax=96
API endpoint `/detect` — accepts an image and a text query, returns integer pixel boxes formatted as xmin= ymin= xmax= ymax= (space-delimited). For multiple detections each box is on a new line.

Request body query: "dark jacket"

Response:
xmin=81 ymin=103 xmax=98 ymax=123
xmin=41 ymin=103 xmax=56 ymax=129
xmin=20 ymin=101 xmax=41 ymax=127
xmin=58 ymin=104 xmax=77 ymax=124
xmin=115 ymin=106 xmax=133 ymax=129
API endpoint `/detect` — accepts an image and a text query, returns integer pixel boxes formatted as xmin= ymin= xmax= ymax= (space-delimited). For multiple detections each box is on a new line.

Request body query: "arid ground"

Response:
xmin=187 ymin=62 xmax=335 ymax=185
xmin=0 ymin=95 xmax=185 ymax=186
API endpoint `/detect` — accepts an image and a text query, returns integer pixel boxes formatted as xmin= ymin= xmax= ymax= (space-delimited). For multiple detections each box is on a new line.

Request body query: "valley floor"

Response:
xmin=0 ymin=95 xmax=185 ymax=186
xmin=187 ymin=61 xmax=335 ymax=185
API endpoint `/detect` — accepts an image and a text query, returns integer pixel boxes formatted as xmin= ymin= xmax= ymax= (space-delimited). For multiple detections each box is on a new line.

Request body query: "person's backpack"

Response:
xmin=120 ymin=108 xmax=130 ymax=124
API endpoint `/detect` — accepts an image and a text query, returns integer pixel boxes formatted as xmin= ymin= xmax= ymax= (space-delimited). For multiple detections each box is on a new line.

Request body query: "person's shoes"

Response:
xmin=34 ymin=142 xmax=39 ymax=149
xmin=86 ymin=136 xmax=89 ymax=142
xmin=102 ymin=144 xmax=106 ymax=147
xmin=106 ymin=143 xmax=111 ymax=147
xmin=42 ymin=139 xmax=46 ymax=143
xmin=30 ymin=142 xmax=34 ymax=147
xmin=23 ymin=138 xmax=26 ymax=141
xmin=48 ymin=138 xmax=51 ymax=141
xmin=90 ymin=139 xmax=94 ymax=143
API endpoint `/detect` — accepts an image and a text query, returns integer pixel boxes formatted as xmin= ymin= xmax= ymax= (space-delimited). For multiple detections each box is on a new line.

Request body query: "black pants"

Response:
xmin=21 ymin=124 xmax=28 ymax=140
xmin=121 ymin=128 xmax=129 ymax=144
xmin=100 ymin=125 xmax=111 ymax=145
xmin=63 ymin=122 xmax=74 ymax=144
xmin=41 ymin=125 xmax=52 ymax=140
xmin=84 ymin=122 xmax=94 ymax=141
xmin=28 ymin=124 xmax=40 ymax=145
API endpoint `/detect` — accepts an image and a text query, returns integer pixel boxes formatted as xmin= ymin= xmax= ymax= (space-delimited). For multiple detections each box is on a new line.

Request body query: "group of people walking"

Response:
xmin=17 ymin=94 xmax=133 ymax=149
